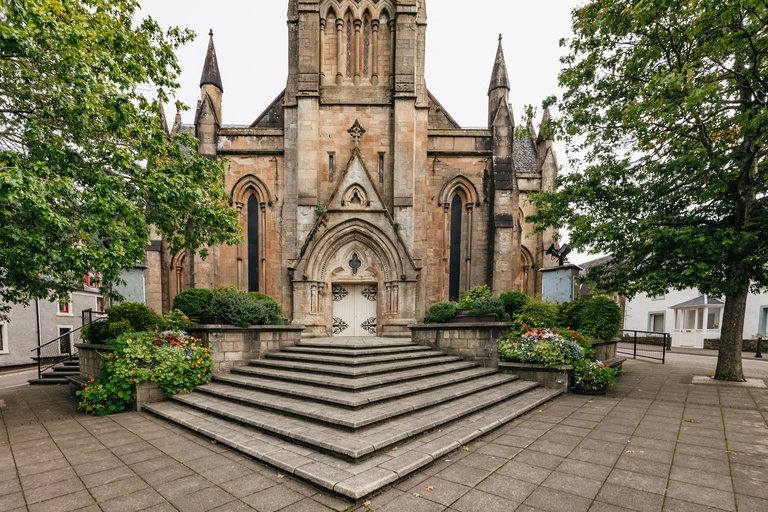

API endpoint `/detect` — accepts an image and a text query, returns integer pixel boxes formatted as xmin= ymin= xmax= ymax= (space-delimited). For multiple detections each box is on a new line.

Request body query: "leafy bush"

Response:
xmin=557 ymin=295 xmax=592 ymax=331
xmin=580 ymin=297 xmax=622 ymax=341
xmin=459 ymin=285 xmax=492 ymax=303
xmin=172 ymin=288 xmax=213 ymax=317
xmin=515 ymin=298 xmax=559 ymax=329
xmin=82 ymin=302 xmax=165 ymax=344
xmin=164 ymin=309 xmax=191 ymax=332
xmin=209 ymin=289 xmax=283 ymax=327
xmin=499 ymin=291 xmax=530 ymax=316
xmin=249 ymin=291 xmax=278 ymax=304
xmin=76 ymin=331 xmax=213 ymax=416
xmin=574 ymin=359 xmax=617 ymax=387
xmin=468 ymin=298 xmax=505 ymax=321
xmin=427 ymin=302 xmax=457 ymax=323
xmin=499 ymin=327 xmax=587 ymax=366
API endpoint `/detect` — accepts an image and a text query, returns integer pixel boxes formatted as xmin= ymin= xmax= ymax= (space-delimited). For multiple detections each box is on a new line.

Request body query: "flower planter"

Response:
xmin=574 ymin=382 xmax=608 ymax=395
xmin=455 ymin=308 xmax=472 ymax=315
xmin=498 ymin=361 xmax=575 ymax=392
xmin=445 ymin=314 xmax=496 ymax=324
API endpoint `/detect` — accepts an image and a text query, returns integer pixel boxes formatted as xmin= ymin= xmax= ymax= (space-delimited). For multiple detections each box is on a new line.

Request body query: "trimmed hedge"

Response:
xmin=209 ymin=289 xmax=283 ymax=327
xmin=580 ymin=297 xmax=622 ymax=341
xmin=499 ymin=291 xmax=530 ymax=316
xmin=427 ymin=302 xmax=457 ymax=323
xmin=515 ymin=298 xmax=559 ymax=329
xmin=468 ymin=298 xmax=506 ymax=321
xmin=83 ymin=302 xmax=165 ymax=344
xmin=172 ymin=288 xmax=213 ymax=317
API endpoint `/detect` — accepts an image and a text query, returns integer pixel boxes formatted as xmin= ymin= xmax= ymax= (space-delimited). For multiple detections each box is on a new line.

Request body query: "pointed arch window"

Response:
xmin=346 ymin=18 xmax=352 ymax=78
xmin=248 ymin=195 xmax=260 ymax=292
xmin=363 ymin=19 xmax=370 ymax=78
xmin=449 ymin=195 xmax=463 ymax=301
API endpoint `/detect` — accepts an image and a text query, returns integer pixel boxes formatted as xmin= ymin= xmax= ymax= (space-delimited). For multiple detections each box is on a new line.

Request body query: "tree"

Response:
xmin=529 ymin=0 xmax=768 ymax=381
xmin=0 ymin=0 xmax=241 ymax=320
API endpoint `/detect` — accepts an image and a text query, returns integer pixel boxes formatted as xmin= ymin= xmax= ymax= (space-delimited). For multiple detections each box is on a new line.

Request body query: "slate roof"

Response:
xmin=427 ymin=91 xmax=461 ymax=129
xmin=251 ymin=90 xmax=286 ymax=129
xmin=671 ymin=295 xmax=725 ymax=309
xmin=513 ymin=135 xmax=538 ymax=173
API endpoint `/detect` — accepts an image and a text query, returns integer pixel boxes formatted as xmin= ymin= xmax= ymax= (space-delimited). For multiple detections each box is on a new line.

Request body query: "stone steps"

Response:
xmin=196 ymin=373 xmax=519 ymax=429
xmin=264 ymin=349 xmax=446 ymax=366
xmin=248 ymin=355 xmax=463 ymax=377
xmin=212 ymin=366 xmax=500 ymax=408
xmin=145 ymin=337 xmax=563 ymax=500
xmin=145 ymin=386 xmax=560 ymax=500
xmin=231 ymin=360 xmax=480 ymax=390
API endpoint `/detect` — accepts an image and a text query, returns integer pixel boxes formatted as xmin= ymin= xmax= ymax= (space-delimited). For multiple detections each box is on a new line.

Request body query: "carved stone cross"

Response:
xmin=350 ymin=254 xmax=361 ymax=275
xmin=348 ymin=120 xmax=366 ymax=148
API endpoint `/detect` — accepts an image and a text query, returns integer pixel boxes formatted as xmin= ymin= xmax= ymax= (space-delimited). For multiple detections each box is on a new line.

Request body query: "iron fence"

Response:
xmin=617 ymin=329 xmax=669 ymax=364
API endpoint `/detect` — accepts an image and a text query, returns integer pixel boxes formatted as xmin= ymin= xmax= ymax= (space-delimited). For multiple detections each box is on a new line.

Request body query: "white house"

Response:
xmin=623 ymin=288 xmax=768 ymax=349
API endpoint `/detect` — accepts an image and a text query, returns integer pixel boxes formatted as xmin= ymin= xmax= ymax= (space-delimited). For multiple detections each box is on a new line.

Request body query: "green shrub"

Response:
xmin=209 ymin=289 xmax=283 ymax=327
xmin=172 ymin=288 xmax=213 ymax=317
xmin=515 ymin=298 xmax=559 ymax=329
xmin=499 ymin=291 xmax=530 ymax=316
xmin=249 ymin=291 xmax=279 ymax=304
xmin=557 ymin=295 xmax=592 ymax=330
xmin=82 ymin=302 xmax=164 ymax=344
xmin=459 ymin=285 xmax=492 ymax=303
xmin=580 ymin=297 xmax=622 ymax=341
xmin=468 ymin=298 xmax=505 ymax=321
xmin=427 ymin=302 xmax=457 ymax=323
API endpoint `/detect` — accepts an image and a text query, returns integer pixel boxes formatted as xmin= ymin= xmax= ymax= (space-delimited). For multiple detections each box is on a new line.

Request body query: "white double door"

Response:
xmin=332 ymin=283 xmax=378 ymax=336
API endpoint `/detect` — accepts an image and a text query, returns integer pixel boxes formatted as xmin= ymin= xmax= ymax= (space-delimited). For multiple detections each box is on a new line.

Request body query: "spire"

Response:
xmin=488 ymin=34 xmax=510 ymax=95
xmin=199 ymin=30 xmax=223 ymax=92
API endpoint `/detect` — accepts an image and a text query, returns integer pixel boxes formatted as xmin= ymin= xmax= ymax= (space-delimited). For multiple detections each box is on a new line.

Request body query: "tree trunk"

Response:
xmin=714 ymin=288 xmax=747 ymax=382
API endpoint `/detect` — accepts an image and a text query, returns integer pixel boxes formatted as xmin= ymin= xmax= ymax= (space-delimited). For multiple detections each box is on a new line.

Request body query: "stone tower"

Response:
xmin=154 ymin=1 xmax=559 ymax=337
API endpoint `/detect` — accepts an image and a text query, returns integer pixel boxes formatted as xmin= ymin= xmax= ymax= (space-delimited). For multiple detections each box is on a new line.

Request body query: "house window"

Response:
xmin=707 ymin=309 xmax=721 ymax=330
xmin=759 ymin=306 xmax=768 ymax=335
xmin=649 ymin=313 xmax=665 ymax=333
xmin=0 ymin=323 xmax=6 ymax=352
xmin=58 ymin=327 xmax=72 ymax=354
xmin=85 ymin=272 xmax=100 ymax=290
xmin=58 ymin=298 xmax=70 ymax=315
xmin=248 ymin=195 xmax=260 ymax=293
xmin=96 ymin=297 xmax=105 ymax=313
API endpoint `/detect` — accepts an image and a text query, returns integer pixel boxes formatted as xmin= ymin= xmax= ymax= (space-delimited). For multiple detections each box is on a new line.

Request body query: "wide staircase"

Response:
xmin=144 ymin=338 xmax=561 ymax=500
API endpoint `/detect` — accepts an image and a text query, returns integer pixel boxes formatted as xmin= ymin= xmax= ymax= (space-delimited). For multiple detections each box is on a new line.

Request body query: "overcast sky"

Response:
xmin=139 ymin=0 xmax=597 ymax=263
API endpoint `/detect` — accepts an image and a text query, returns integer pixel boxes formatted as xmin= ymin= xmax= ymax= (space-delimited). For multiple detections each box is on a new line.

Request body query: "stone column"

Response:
xmin=389 ymin=20 xmax=395 ymax=84
xmin=466 ymin=203 xmax=474 ymax=289
xmin=336 ymin=18 xmax=344 ymax=85
xmin=371 ymin=20 xmax=379 ymax=85
xmin=235 ymin=201 xmax=244 ymax=290
xmin=261 ymin=202 xmax=267 ymax=293
xmin=354 ymin=19 xmax=362 ymax=85
xmin=319 ymin=18 xmax=326 ymax=83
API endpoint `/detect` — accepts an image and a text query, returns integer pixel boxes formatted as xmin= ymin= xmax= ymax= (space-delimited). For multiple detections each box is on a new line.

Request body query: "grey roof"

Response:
xmin=513 ymin=135 xmax=538 ymax=173
xmin=671 ymin=295 xmax=725 ymax=309
xmin=200 ymin=31 xmax=223 ymax=91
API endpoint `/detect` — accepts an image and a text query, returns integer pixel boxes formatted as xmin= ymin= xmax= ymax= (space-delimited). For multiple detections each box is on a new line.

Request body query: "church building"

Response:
xmin=150 ymin=0 xmax=559 ymax=337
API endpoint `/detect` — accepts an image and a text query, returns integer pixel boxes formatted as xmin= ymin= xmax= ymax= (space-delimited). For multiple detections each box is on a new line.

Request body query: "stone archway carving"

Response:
xmin=438 ymin=174 xmax=480 ymax=206
xmin=341 ymin=184 xmax=369 ymax=209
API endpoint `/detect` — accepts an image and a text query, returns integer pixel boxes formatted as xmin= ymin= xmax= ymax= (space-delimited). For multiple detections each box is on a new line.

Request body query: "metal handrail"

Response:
xmin=31 ymin=309 xmax=105 ymax=379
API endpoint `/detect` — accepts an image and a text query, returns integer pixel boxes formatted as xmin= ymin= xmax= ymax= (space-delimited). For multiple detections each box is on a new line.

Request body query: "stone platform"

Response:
xmin=144 ymin=337 xmax=560 ymax=500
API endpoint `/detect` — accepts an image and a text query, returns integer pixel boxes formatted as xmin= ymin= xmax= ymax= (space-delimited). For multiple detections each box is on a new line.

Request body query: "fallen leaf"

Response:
xmin=413 ymin=492 xmax=420 ymax=497
xmin=462 ymin=446 xmax=469 ymax=451
xmin=362 ymin=500 xmax=371 ymax=507
xmin=683 ymin=419 xmax=701 ymax=423
xmin=437 ymin=429 xmax=442 ymax=432
xmin=588 ymin=400 xmax=593 ymax=403
xmin=726 ymin=451 xmax=736 ymax=455
xmin=512 ymin=420 xmax=517 ymax=423
xmin=425 ymin=486 xmax=434 ymax=491
xmin=277 ymin=474 xmax=285 ymax=479
xmin=626 ymin=450 xmax=635 ymax=454
xmin=211 ymin=440 xmax=217 ymax=444
xmin=392 ymin=447 xmax=399 ymax=451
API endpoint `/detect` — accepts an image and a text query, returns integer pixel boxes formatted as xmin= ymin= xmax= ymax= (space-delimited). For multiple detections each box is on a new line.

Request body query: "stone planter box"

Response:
xmin=188 ymin=324 xmax=306 ymax=374
xmin=592 ymin=339 xmax=620 ymax=361
xmin=408 ymin=322 xmax=514 ymax=368
xmin=75 ymin=343 xmax=111 ymax=381
xmin=498 ymin=362 xmax=575 ymax=393
xmin=134 ymin=381 xmax=164 ymax=412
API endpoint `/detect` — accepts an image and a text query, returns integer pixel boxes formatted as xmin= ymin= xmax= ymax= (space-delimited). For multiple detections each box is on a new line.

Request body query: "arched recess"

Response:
xmin=342 ymin=184 xmax=369 ymax=208
xmin=171 ymin=249 xmax=186 ymax=297
xmin=438 ymin=175 xmax=480 ymax=207
xmin=440 ymin=176 xmax=480 ymax=299
xmin=230 ymin=175 xmax=272 ymax=292
xmin=521 ymin=246 xmax=535 ymax=296
xmin=449 ymin=195 xmax=463 ymax=301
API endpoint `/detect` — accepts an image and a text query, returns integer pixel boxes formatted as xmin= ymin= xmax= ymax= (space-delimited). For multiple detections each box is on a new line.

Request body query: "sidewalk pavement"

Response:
xmin=1 ymin=352 xmax=768 ymax=512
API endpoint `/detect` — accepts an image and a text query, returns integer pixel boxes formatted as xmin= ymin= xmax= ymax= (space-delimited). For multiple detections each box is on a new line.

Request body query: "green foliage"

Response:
xmin=460 ymin=286 xmax=492 ymax=303
xmin=76 ymin=331 xmax=213 ymax=416
xmin=163 ymin=309 xmax=192 ymax=332
xmin=515 ymin=298 xmax=559 ymax=329
xmin=574 ymin=360 xmax=617 ymax=388
xmin=557 ymin=295 xmax=592 ymax=331
xmin=468 ymin=298 xmax=505 ymax=321
xmin=523 ymin=0 xmax=768 ymax=380
xmin=249 ymin=292 xmax=278 ymax=304
xmin=0 ymin=0 xmax=242 ymax=322
xmin=172 ymin=289 xmax=213 ymax=317
xmin=427 ymin=302 xmax=458 ymax=323
xmin=499 ymin=327 xmax=591 ymax=367
xmin=580 ymin=297 xmax=622 ymax=341
xmin=499 ymin=291 xmax=530 ymax=316
xmin=315 ymin=204 xmax=327 ymax=217
xmin=209 ymin=289 xmax=283 ymax=327
xmin=82 ymin=302 xmax=165 ymax=344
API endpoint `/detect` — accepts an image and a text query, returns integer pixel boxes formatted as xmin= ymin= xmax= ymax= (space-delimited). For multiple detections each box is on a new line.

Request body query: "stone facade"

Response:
xmin=148 ymin=1 xmax=559 ymax=337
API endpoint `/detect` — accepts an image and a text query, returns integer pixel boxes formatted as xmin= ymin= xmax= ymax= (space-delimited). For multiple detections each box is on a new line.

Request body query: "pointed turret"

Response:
xmin=488 ymin=35 xmax=511 ymax=128
xmin=537 ymin=108 xmax=554 ymax=143
xmin=199 ymin=30 xmax=223 ymax=92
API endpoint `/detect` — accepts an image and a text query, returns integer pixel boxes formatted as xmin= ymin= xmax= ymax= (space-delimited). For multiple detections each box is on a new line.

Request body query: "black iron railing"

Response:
xmin=31 ymin=308 xmax=104 ymax=379
xmin=617 ymin=329 xmax=669 ymax=364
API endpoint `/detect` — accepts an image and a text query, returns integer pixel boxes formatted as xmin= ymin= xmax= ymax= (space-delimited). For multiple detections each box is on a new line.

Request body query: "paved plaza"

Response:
xmin=1 ymin=352 xmax=768 ymax=511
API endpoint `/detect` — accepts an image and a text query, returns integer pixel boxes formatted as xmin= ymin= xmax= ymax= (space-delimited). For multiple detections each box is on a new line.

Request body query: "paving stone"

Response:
xmin=334 ymin=467 xmax=399 ymax=499
xmin=89 ymin=476 xmax=149 ymax=502
xmin=663 ymin=497 xmax=731 ymax=512
xmin=241 ymin=484 xmax=305 ymax=512
xmin=377 ymin=492 xmax=446 ymax=512
xmin=435 ymin=463 xmax=492 ymax=488
xmin=169 ymin=486 xmax=237 ymax=512
xmin=407 ymin=476 xmax=470 ymax=507
xmin=99 ymin=488 xmax=166 ymax=512
xmin=522 ymin=486 xmax=592 ymax=512
xmin=666 ymin=480 xmax=737 ymax=511
xmin=450 ymin=488 xmax=522 ymax=512
xmin=606 ymin=468 xmax=668 ymax=495
xmin=23 ymin=477 xmax=85 ymax=504
xmin=0 ymin=491 xmax=25 ymax=510
xmin=279 ymin=498 xmax=336 ymax=512
xmin=154 ymin=474 xmax=213 ymax=501
xmin=495 ymin=460 xmax=552 ymax=485
xmin=475 ymin=473 xmax=537 ymax=502
xmin=26 ymin=490 xmax=95 ymax=512
xmin=541 ymin=470 xmax=604 ymax=499
xmin=594 ymin=483 xmax=666 ymax=512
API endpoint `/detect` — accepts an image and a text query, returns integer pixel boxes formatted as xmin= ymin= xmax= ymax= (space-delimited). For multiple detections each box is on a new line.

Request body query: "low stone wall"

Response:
xmin=134 ymin=381 xmax=164 ymax=412
xmin=188 ymin=324 xmax=306 ymax=374
xmin=704 ymin=338 xmax=765 ymax=351
xmin=499 ymin=362 xmax=575 ymax=392
xmin=592 ymin=339 xmax=620 ymax=361
xmin=75 ymin=343 xmax=111 ymax=380
xmin=408 ymin=323 xmax=514 ymax=368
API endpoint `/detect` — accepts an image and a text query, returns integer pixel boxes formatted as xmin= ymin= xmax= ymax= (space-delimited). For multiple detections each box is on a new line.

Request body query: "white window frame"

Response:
xmin=648 ymin=311 xmax=666 ymax=333
xmin=57 ymin=325 xmax=74 ymax=355
xmin=57 ymin=293 xmax=73 ymax=317
xmin=759 ymin=306 xmax=768 ymax=336
xmin=0 ymin=323 xmax=8 ymax=354
xmin=95 ymin=296 xmax=107 ymax=315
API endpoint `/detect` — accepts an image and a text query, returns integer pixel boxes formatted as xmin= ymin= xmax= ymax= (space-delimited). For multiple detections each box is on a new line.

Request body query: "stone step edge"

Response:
xmin=212 ymin=367 xmax=500 ymax=408
xmin=281 ymin=346 xmax=431 ymax=357
xmin=144 ymin=387 xmax=562 ymax=500
xmin=195 ymin=373 xmax=521 ymax=430
xmin=170 ymin=380 xmax=541 ymax=461
xmin=297 ymin=341 xmax=416 ymax=349
xmin=263 ymin=350 xmax=447 ymax=366
xmin=231 ymin=360 xmax=480 ymax=391
xmin=247 ymin=355 xmax=465 ymax=377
